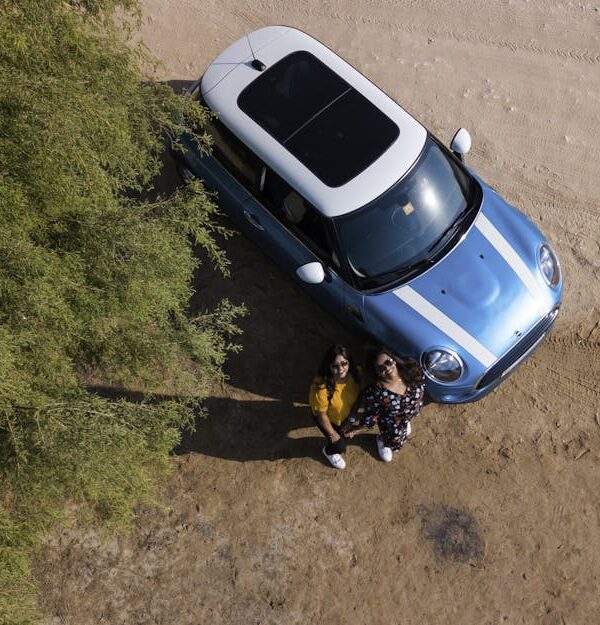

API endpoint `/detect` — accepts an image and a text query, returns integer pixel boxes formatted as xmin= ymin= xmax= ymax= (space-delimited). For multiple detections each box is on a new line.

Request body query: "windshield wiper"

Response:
xmin=397 ymin=257 xmax=436 ymax=280
xmin=427 ymin=204 xmax=472 ymax=255
xmin=366 ymin=257 xmax=434 ymax=288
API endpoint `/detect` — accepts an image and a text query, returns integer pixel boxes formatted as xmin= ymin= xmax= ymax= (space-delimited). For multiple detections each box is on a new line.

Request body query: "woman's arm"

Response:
xmin=343 ymin=422 xmax=368 ymax=439
xmin=344 ymin=386 xmax=377 ymax=437
xmin=314 ymin=410 xmax=342 ymax=443
xmin=341 ymin=387 xmax=366 ymax=438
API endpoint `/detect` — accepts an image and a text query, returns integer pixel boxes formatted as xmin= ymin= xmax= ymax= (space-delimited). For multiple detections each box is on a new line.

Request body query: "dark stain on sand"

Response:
xmin=419 ymin=504 xmax=483 ymax=563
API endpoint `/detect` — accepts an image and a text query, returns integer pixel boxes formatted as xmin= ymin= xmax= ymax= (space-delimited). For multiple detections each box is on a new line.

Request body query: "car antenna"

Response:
xmin=246 ymin=32 xmax=266 ymax=72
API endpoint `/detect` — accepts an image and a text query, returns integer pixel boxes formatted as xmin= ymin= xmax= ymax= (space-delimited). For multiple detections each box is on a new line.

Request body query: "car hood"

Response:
xmin=372 ymin=186 xmax=557 ymax=368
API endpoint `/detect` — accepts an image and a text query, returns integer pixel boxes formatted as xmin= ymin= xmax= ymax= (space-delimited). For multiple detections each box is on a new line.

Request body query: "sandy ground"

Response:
xmin=34 ymin=2 xmax=600 ymax=624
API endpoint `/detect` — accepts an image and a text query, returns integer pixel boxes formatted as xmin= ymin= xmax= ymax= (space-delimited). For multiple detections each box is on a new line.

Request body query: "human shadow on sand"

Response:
xmin=174 ymin=396 xmax=381 ymax=465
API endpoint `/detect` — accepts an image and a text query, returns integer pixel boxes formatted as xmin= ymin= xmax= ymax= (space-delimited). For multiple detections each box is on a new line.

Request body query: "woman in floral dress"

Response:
xmin=347 ymin=347 xmax=425 ymax=462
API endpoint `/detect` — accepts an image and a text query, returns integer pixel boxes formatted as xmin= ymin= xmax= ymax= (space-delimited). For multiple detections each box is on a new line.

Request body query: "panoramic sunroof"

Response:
xmin=238 ymin=51 xmax=399 ymax=187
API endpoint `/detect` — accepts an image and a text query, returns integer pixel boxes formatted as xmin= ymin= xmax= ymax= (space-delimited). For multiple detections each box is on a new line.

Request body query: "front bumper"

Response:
xmin=426 ymin=305 xmax=560 ymax=403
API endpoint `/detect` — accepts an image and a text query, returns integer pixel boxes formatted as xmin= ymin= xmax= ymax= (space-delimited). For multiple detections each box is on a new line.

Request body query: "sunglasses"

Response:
xmin=331 ymin=360 xmax=349 ymax=370
xmin=375 ymin=358 xmax=396 ymax=373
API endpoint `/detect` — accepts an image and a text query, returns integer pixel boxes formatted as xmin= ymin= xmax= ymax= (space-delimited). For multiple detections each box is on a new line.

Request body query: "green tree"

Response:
xmin=0 ymin=1 xmax=244 ymax=621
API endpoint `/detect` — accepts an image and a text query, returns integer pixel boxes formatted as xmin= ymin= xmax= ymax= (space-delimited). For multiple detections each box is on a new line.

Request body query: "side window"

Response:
xmin=261 ymin=169 xmax=333 ymax=263
xmin=206 ymin=118 xmax=263 ymax=192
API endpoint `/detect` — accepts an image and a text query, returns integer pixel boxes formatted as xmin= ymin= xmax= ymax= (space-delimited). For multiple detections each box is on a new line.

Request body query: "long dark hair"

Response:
xmin=316 ymin=344 xmax=360 ymax=402
xmin=366 ymin=345 xmax=423 ymax=385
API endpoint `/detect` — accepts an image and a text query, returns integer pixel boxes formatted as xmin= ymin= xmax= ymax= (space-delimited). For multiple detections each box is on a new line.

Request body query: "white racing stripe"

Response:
xmin=475 ymin=213 xmax=542 ymax=303
xmin=394 ymin=286 xmax=498 ymax=368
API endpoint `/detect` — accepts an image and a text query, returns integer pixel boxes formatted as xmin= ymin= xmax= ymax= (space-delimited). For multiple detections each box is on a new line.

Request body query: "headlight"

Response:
xmin=537 ymin=243 xmax=560 ymax=288
xmin=422 ymin=349 xmax=463 ymax=383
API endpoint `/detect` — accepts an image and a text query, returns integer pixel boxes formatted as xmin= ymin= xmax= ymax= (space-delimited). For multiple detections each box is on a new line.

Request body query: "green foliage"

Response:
xmin=0 ymin=0 xmax=245 ymax=621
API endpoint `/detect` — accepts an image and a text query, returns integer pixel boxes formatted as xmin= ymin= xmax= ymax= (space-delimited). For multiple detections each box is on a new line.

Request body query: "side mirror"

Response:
xmin=451 ymin=128 xmax=472 ymax=161
xmin=296 ymin=262 xmax=325 ymax=284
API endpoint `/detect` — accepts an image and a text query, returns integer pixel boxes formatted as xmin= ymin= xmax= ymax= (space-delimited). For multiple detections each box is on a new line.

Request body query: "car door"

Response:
xmin=242 ymin=167 xmax=367 ymax=334
xmin=179 ymin=119 xmax=264 ymax=235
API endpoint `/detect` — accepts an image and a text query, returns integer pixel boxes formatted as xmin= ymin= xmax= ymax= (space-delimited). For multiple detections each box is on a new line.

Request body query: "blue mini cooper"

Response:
xmin=174 ymin=26 xmax=563 ymax=403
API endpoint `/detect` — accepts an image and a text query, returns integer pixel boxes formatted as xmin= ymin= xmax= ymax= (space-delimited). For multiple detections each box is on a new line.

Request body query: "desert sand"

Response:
xmin=35 ymin=2 xmax=600 ymax=624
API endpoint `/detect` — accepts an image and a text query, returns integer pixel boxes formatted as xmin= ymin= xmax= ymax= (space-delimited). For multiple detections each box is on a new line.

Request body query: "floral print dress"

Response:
xmin=361 ymin=377 xmax=425 ymax=451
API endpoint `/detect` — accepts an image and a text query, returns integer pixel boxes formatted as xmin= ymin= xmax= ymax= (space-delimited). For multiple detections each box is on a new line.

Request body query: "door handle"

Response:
xmin=346 ymin=305 xmax=364 ymax=323
xmin=244 ymin=210 xmax=264 ymax=231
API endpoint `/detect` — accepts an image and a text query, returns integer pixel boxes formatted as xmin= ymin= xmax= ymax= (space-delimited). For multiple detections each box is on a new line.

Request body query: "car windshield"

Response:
xmin=334 ymin=136 xmax=481 ymax=290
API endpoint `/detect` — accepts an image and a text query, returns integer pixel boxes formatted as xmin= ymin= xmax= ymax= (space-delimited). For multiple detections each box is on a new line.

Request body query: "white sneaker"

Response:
xmin=406 ymin=421 xmax=412 ymax=437
xmin=376 ymin=437 xmax=393 ymax=463
xmin=322 ymin=446 xmax=346 ymax=470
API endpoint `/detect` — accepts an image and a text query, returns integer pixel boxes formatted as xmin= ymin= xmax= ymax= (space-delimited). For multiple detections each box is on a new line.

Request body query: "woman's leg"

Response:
xmin=312 ymin=415 xmax=347 ymax=455
xmin=379 ymin=419 xmax=408 ymax=452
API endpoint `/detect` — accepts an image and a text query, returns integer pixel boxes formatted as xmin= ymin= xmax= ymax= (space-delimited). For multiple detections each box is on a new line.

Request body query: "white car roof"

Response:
xmin=201 ymin=26 xmax=427 ymax=218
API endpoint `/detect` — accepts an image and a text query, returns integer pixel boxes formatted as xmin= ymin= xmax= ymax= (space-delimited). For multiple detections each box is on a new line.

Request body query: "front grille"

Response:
xmin=475 ymin=308 xmax=559 ymax=390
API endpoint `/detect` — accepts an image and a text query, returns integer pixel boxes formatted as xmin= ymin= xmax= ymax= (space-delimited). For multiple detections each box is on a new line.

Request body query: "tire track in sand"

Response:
xmin=289 ymin=6 xmax=600 ymax=65
xmin=539 ymin=333 xmax=600 ymax=410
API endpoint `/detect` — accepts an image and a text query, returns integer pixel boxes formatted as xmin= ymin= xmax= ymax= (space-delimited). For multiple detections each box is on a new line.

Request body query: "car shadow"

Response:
xmin=152 ymin=131 xmax=367 ymax=403
xmin=167 ymin=79 xmax=195 ymax=94
xmin=132 ymin=95 xmax=419 ymax=465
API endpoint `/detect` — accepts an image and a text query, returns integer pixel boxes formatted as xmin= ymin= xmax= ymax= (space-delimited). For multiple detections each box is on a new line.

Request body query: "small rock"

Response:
xmin=499 ymin=446 xmax=511 ymax=459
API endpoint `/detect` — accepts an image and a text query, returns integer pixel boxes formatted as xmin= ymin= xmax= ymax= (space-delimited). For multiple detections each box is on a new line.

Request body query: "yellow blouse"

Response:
xmin=309 ymin=373 xmax=362 ymax=426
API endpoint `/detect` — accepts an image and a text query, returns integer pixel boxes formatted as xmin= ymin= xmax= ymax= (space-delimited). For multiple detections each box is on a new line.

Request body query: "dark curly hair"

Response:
xmin=315 ymin=344 xmax=361 ymax=402
xmin=366 ymin=345 xmax=423 ymax=386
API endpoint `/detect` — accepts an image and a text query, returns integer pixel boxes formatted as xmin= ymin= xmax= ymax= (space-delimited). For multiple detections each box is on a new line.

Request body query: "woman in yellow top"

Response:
xmin=309 ymin=344 xmax=362 ymax=470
